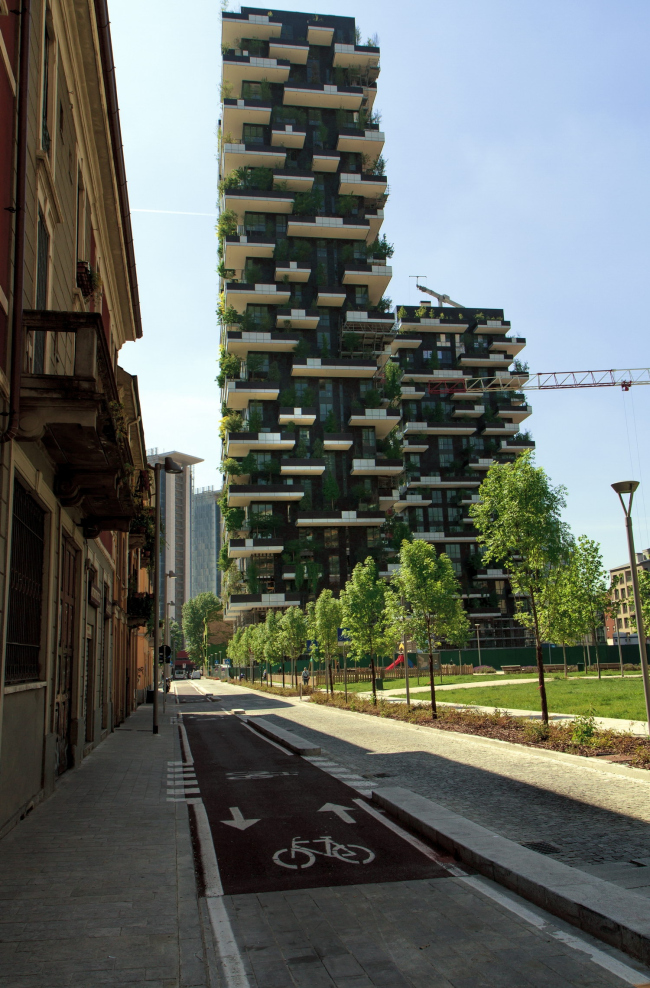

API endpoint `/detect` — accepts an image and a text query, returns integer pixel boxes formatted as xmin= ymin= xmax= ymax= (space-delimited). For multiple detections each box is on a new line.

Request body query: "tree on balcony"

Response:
xmin=322 ymin=471 xmax=340 ymax=508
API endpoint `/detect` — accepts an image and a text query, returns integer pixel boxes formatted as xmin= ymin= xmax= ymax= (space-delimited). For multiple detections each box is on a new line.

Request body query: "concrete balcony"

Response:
xmin=399 ymin=386 xmax=425 ymax=400
xmin=283 ymin=83 xmax=362 ymax=109
xmin=307 ymin=23 xmax=335 ymax=45
xmin=400 ymin=439 xmax=428 ymax=453
xmin=333 ymin=43 xmax=380 ymax=70
xmin=490 ymin=336 xmax=526 ymax=356
xmin=222 ymin=54 xmax=290 ymax=96
xmin=468 ymin=457 xmax=495 ymax=471
xmin=275 ymin=308 xmax=320 ymax=329
xmin=482 ymin=421 xmax=519 ymax=436
xmin=342 ymin=309 xmax=395 ymax=330
xmin=338 ymin=173 xmax=388 ymax=200
xmin=222 ymin=99 xmax=272 ymax=141
xmin=225 ymin=282 xmax=291 ymax=313
xmin=397 ymin=313 xmax=469 ymax=335
xmin=393 ymin=494 xmax=433 ymax=513
xmin=227 ymin=484 xmax=305 ymax=507
xmin=268 ymin=40 xmax=309 ymax=63
xmin=311 ymin=151 xmax=341 ymax=172
xmin=316 ymin=288 xmax=347 ymax=307
xmin=405 ymin=475 xmax=443 ymax=487
xmin=280 ymin=458 xmax=326 ymax=475
xmin=228 ymin=538 xmax=284 ymax=558
xmin=389 ymin=336 xmax=421 ymax=354
xmin=225 ymin=381 xmax=280 ymax=408
xmin=278 ymin=407 xmax=316 ymax=426
xmin=274 ymin=261 xmax=310 ymax=282
xmin=365 ymin=208 xmax=385 ymax=241
xmin=379 ymin=489 xmax=400 ymax=509
xmin=271 ymin=125 xmax=306 ymax=149
xmin=350 ymin=458 xmax=403 ymax=476
xmin=459 ymin=351 xmax=512 ymax=368
xmin=296 ymin=509 xmax=384 ymax=527
xmin=224 ymin=592 xmax=302 ymax=621
xmin=287 ymin=215 xmax=369 ymax=240
xmin=475 ymin=568 xmax=508 ymax=580
xmin=336 ymin=128 xmax=384 ymax=164
xmin=501 ymin=437 xmax=535 ymax=452
xmin=496 ymin=403 xmax=532 ymax=422
xmin=222 ymin=184 xmax=292 ymax=218
xmin=271 ymin=169 xmax=313 ymax=190
xmin=221 ymin=12 xmax=282 ymax=46
xmin=403 ymin=420 xmax=476 ymax=436
xmin=342 ymin=263 xmax=392 ymax=305
xmin=226 ymin=432 xmax=295 ymax=456
xmin=323 ymin=433 xmax=354 ymax=451
xmin=408 ymin=369 xmax=468 ymax=383
xmin=347 ymin=408 xmax=400 ymax=437
xmin=413 ymin=532 xmax=478 ymax=543
xmin=225 ymin=331 xmax=299 ymax=356
xmin=452 ymin=402 xmax=485 ymax=418
xmin=460 ymin=494 xmax=481 ymax=506
xmin=223 ymin=234 xmax=275 ymax=270
xmin=475 ymin=319 xmax=512 ymax=335
xmin=292 ymin=357 xmax=376 ymax=378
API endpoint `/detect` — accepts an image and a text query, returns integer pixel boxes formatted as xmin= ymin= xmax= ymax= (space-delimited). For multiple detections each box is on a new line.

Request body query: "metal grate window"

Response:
xmin=5 ymin=480 xmax=46 ymax=683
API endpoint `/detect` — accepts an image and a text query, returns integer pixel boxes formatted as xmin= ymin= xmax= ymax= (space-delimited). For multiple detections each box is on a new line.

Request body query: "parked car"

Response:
xmin=191 ymin=670 xmax=202 ymax=679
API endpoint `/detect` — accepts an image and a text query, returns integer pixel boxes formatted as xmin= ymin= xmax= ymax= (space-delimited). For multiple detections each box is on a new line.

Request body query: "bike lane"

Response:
xmin=182 ymin=712 xmax=450 ymax=896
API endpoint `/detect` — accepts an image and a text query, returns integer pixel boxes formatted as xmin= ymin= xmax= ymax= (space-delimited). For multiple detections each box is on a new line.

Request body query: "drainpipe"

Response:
xmin=1 ymin=0 xmax=31 ymax=444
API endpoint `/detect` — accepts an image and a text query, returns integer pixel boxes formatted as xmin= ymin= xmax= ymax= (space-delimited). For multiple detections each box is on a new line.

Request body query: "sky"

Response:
xmin=111 ymin=0 xmax=650 ymax=570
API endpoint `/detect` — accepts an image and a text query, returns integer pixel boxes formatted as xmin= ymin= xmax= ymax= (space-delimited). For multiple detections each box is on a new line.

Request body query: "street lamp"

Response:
xmin=475 ymin=623 xmax=481 ymax=667
xmin=153 ymin=456 xmax=182 ymax=734
xmin=611 ymin=480 xmax=650 ymax=731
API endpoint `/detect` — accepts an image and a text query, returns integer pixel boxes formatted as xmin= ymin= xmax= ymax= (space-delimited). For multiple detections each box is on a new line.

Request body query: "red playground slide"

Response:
xmin=385 ymin=654 xmax=414 ymax=671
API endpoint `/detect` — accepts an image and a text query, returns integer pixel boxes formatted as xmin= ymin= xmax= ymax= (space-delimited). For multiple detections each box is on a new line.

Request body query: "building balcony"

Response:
xmin=223 ymin=234 xmax=275 ymax=270
xmin=222 ymin=54 xmax=290 ymax=96
xmin=222 ymin=185 xmax=293 ymax=218
xmin=225 ymin=331 xmax=299 ymax=356
xmin=399 ymin=386 xmax=425 ymax=400
xmin=350 ymin=458 xmax=403 ymax=476
xmin=274 ymin=261 xmax=311 ymax=282
xmin=222 ymin=99 xmax=272 ymax=141
xmin=287 ymin=215 xmax=369 ymax=240
xmin=126 ymin=592 xmax=154 ymax=628
xmin=227 ymin=484 xmax=305 ymax=507
xmin=347 ymin=408 xmax=400 ymax=437
xmin=19 ymin=311 xmax=137 ymax=537
xmin=401 ymin=439 xmax=428 ymax=453
xmin=501 ymin=437 xmax=535 ymax=452
xmin=292 ymin=357 xmax=376 ymax=378
xmin=364 ymin=208 xmax=385 ymax=241
xmin=342 ymin=263 xmax=392 ymax=304
xmin=475 ymin=319 xmax=512 ymax=335
xmin=228 ymin=538 xmax=284 ymax=558
xmin=226 ymin=431 xmax=296 ymax=456
xmin=406 ymin=475 xmax=447 ymax=487
xmin=307 ymin=23 xmax=335 ymax=45
xmin=396 ymin=311 xmax=469 ymax=335
xmin=323 ymin=433 xmax=354 ymax=451
xmin=482 ymin=421 xmax=519 ymax=436
xmin=459 ymin=352 xmax=512 ymax=368
xmin=296 ymin=509 xmax=384 ymax=527
xmin=278 ymin=406 xmax=316 ymax=425
xmin=475 ymin=568 xmax=508 ymax=580
xmin=271 ymin=169 xmax=313 ymax=190
xmin=338 ymin=173 xmax=388 ymax=200
xmin=225 ymin=282 xmax=291 ymax=313
xmin=469 ymin=608 xmax=502 ymax=619
xmin=316 ymin=288 xmax=347 ymax=307
xmin=311 ymin=151 xmax=341 ymax=172
xmin=413 ymin=532 xmax=478 ymax=543
xmin=452 ymin=402 xmax=485 ymax=418
xmin=280 ymin=458 xmax=326 ymax=475
xmin=388 ymin=336 xmax=421 ymax=354
xmin=224 ymin=591 xmax=302 ymax=620
xmin=408 ymin=369 xmax=468 ymax=383
xmin=496 ymin=402 xmax=532 ymax=422
xmin=222 ymin=143 xmax=287 ymax=173
xmin=379 ymin=489 xmax=400 ymax=509
xmin=221 ymin=12 xmax=282 ymax=46
xmin=224 ymin=381 xmax=280 ymax=408
xmin=283 ymin=83 xmax=363 ymax=110
xmin=490 ymin=336 xmax=526 ymax=356
xmin=468 ymin=457 xmax=495 ymax=471
xmin=333 ymin=42 xmax=380 ymax=70
xmin=275 ymin=308 xmax=320 ymax=329
xmin=428 ymin=475 xmax=481 ymax=489
xmin=336 ymin=128 xmax=384 ymax=163
xmin=343 ymin=309 xmax=395 ymax=330
xmin=402 ymin=420 xmax=476 ymax=436
xmin=271 ymin=126 xmax=307 ymax=149
xmin=460 ymin=494 xmax=481 ymax=506
xmin=268 ymin=40 xmax=309 ymax=63
xmin=393 ymin=494 xmax=433 ymax=513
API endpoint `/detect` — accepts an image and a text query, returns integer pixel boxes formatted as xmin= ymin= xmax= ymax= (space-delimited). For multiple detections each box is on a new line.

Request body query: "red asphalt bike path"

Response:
xmin=182 ymin=712 xmax=451 ymax=896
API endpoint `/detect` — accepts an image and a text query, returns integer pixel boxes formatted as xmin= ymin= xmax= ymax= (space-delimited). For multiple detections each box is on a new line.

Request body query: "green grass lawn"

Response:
xmin=331 ymin=673 xmax=494 ymax=693
xmin=391 ymin=678 xmax=647 ymax=720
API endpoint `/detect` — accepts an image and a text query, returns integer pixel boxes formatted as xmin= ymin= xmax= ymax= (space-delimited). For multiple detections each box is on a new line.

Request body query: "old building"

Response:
xmin=0 ymin=1 xmax=151 ymax=837
xmin=605 ymin=549 xmax=650 ymax=645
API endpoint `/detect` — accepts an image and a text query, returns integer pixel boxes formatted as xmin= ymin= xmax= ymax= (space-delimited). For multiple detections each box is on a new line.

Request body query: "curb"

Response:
xmin=372 ymin=785 xmax=650 ymax=967
xmin=245 ymin=716 xmax=321 ymax=755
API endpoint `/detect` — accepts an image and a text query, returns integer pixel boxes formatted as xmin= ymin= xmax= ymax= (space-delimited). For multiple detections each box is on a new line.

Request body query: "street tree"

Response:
xmin=226 ymin=627 xmax=247 ymax=666
xmin=264 ymin=610 xmax=283 ymax=684
xmin=469 ymin=451 xmax=571 ymax=724
xmin=534 ymin=560 xmax=581 ymax=677
xmin=568 ymin=535 xmax=614 ymax=679
xmin=279 ymin=606 xmax=308 ymax=687
xmin=340 ymin=557 xmax=389 ymax=704
xmin=182 ymin=592 xmax=222 ymax=669
xmin=392 ymin=540 xmax=470 ymax=716
xmin=313 ymin=590 xmax=342 ymax=694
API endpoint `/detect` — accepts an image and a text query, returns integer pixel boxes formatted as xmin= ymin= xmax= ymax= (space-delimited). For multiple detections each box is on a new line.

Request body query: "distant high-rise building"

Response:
xmin=147 ymin=450 xmax=203 ymax=623
xmin=192 ymin=487 xmax=222 ymax=598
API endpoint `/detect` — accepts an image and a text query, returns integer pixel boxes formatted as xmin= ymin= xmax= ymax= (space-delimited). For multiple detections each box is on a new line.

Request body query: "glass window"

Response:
xmin=430 ymin=507 xmax=444 ymax=525
xmin=308 ymin=107 xmax=322 ymax=125
xmin=324 ymin=528 xmax=338 ymax=548
xmin=329 ymin=555 xmax=340 ymax=581
xmin=407 ymin=453 xmax=420 ymax=468
xmin=439 ymin=452 xmax=453 ymax=467
xmin=317 ymin=330 xmax=331 ymax=353
xmin=275 ymin=215 xmax=287 ymax=235
xmin=250 ymin=502 xmax=273 ymax=518
xmin=246 ymin=306 xmax=269 ymax=328
xmin=243 ymin=123 xmax=265 ymax=144
xmin=367 ymin=528 xmax=381 ymax=547
xmin=317 ymin=309 xmax=331 ymax=327
xmin=245 ymin=212 xmax=267 ymax=233
xmin=354 ymin=286 xmax=369 ymax=307
xmin=242 ymin=82 xmax=262 ymax=99
xmin=445 ymin=543 xmax=461 ymax=559
xmin=430 ymin=489 xmax=442 ymax=503
xmin=410 ymin=508 xmax=425 ymax=532
xmin=324 ymin=453 xmax=336 ymax=474
xmin=438 ymin=437 xmax=453 ymax=451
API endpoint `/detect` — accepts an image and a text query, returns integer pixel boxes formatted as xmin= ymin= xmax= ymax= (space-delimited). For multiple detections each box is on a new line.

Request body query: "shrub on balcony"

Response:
xmin=375 ymin=296 xmax=392 ymax=313
xmin=336 ymin=194 xmax=357 ymax=217
xmin=294 ymin=189 xmax=324 ymax=215
xmin=323 ymin=410 xmax=339 ymax=433
xmin=362 ymin=388 xmax=382 ymax=408
xmin=216 ymin=347 xmax=241 ymax=387
xmin=291 ymin=239 xmax=312 ymax=261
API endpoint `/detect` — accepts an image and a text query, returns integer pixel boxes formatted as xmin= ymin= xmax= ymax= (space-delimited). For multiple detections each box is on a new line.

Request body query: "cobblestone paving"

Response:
xmin=215 ymin=685 xmax=650 ymax=873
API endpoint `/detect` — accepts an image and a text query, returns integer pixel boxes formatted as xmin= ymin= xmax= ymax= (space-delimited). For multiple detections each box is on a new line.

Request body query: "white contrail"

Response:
xmin=132 ymin=208 xmax=217 ymax=217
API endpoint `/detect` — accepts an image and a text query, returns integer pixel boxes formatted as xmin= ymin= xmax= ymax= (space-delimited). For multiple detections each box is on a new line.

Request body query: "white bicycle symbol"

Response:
xmin=273 ymin=835 xmax=375 ymax=870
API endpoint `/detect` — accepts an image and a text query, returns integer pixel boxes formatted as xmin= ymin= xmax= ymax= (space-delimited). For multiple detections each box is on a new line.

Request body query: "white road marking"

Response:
xmin=353 ymin=798 xmax=465 ymax=873
xmin=240 ymin=720 xmax=294 ymax=755
xmin=318 ymin=802 xmax=356 ymax=824
xmin=221 ymin=807 xmax=260 ymax=831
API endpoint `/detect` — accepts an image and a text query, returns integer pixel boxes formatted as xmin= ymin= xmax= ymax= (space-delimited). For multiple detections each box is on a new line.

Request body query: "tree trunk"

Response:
xmin=530 ymin=595 xmax=549 ymax=725
xmin=593 ymin=622 xmax=601 ymax=680
xmin=369 ymin=638 xmax=377 ymax=705
xmin=428 ymin=621 xmax=437 ymax=718
xmin=344 ymin=650 xmax=348 ymax=702
xmin=562 ymin=643 xmax=567 ymax=679
xmin=328 ymin=654 xmax=335 ymax=695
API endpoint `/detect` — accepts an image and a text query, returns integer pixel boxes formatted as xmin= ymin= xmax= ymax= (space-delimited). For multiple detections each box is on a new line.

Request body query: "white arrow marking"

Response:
xmin=221 ymin=806 xmax=260 ymax=830
xmin=318 ymin=802 xmax=356 ymax=824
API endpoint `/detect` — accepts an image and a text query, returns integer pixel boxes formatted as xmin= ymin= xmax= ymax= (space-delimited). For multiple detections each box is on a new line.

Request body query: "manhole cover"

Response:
xmin=521 ymin=841 xmax=561 ymax=855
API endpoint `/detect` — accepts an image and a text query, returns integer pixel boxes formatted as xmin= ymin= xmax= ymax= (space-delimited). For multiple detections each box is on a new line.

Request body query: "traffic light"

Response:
xmin=158 ymin=645 xmax=171 ymax=661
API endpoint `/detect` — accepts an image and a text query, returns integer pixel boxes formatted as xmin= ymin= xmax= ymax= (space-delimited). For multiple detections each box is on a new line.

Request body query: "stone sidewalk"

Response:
xmin=0 ymin=701 xmax=210 ymax=988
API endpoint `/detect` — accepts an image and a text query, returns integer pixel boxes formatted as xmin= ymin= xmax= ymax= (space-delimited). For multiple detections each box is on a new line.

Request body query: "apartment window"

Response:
xmin=354 ymin=286 xmax=369 ymax=307
xmin=319 ymin=379 xmax=333 ymax=421
xmin=445 ymin=543 xmax=462 ymax=575
xmin=5 ymin=480 xmax=46 ymax=683
xmin=324 ymin=453 xmax=336 ymax=474
xmin=438 ymin=437 xmax=453 ymax=451
xmin=407 ymin=453 xmax=420 ymax=469
xmin=307 ymin=58 xmax=321 ymax=86
xmin=308 ymin=108 xmax=322 ymax=126
xmin=430 ymin=507 xmax=444 ymax=526
xmin=317 ymin=330 xmax=331 ymax=354
xmin=247 ymin=352 xmax=269 ymax=376
xmin=410 ymin=508 xmax=425 ymax=533
xmin=243 ymin=123 xmax=265 ymax=145
xmin=367 ymin=528 xmax=381 ymax=547
xmin=275 ymin=215 xmax=287 ymax=236
xmin=317 ymin=309 xmax=331 ymax=327
xmin=353 ymin=242 xmax=366 ymax=261
xmin=301 ymin=478 xmax=312 ymax=505
xmin=324 ymin=528 xmax=338 ymax=549
xmin=246 ymin=305 xmax=268 ymax=328
xmin=431 ymin=489 xmax=443 ymax=503
xmin=252 ymin=452 xmax=271 ymax=471
xmin=361 ymin=428 xmax=376 ymax=458
xmin=297 ymin=428 xmax=310 ymax=457
xmin=244 ymin=212 xmax=267 ymax=234
xmin=242 ymin=81 xmax=263 ymax=99
xmin=439 ymin=452 xmax=453 ymax=467
xmin=329 ymin=555 xmax=340 ymax=583
xmin=294 ymin=380 xmax=310 ymax=402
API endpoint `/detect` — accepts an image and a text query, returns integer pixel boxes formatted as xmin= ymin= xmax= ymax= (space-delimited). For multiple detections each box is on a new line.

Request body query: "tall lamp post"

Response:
xmin=153 ymin=457 xmax=182 ymax=735
xmin=611 ymin=481 xmax=650 ymax=731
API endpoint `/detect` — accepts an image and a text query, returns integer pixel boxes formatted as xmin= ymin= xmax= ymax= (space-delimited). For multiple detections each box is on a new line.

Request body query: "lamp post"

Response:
xmin=611 ymin=481 xmax=650 ymax=731
xmin=163 ymin=596 xmax=175 ymax=712
xmin=153 ymin=457 xmax=182 ymax=735
xmin=401 ymin=596 xmax=410 ymax=708
xmin=475 ymin=623 xmax=481 ymax=667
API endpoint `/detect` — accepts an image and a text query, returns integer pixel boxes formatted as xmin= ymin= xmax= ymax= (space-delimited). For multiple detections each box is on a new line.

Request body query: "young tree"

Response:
xmin=313 ymin=590 xmax=342 ymax=694
xmin=393 ymin=540 xmax=470 ymax=716
xmin=567 ymin=536 xmax=614 ymax=680
xmin=533 ymin=560 xmax=581 ymax=677
xmin=469 ymin=452 xmax=571 ymax=724
xmin=182 ymin=592 xmax=222 ymax=668
xmin=169 ymin=619 xmax=183 ymax=659
xmin=340 ymin=557 xmax=389 ymax=704
xmin=279 ymin=606 xmax=308 ymax=688
xmin=227 ymin=627 xmax=247 ymax=667
xmin=264 ymin=610 xmax=283 ymax=684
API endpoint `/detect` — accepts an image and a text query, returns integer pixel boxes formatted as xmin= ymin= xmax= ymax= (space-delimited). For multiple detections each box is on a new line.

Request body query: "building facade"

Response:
xmin=0 ymin=1 xmax=151 ymax=838
xmin=217 ymin=7 xmax=532 ymax=642
xmin=605 ymin=548 xmax=650 ymax=645
xmin=192 ymin=486 xmax=221 ymax=598
xmin=147 ymin=450 xmax=203 ymax=624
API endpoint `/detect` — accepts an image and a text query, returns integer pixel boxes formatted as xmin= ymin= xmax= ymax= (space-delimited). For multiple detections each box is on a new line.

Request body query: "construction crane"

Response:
xmin=412 ymin=282 xmax=650 ymax=395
